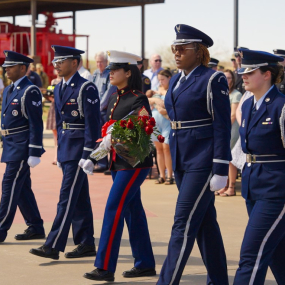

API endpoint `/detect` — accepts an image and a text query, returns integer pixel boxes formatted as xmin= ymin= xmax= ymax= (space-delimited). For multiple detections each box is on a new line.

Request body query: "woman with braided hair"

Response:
xmin=157 ymin=24 xmax=231 ymax=285
xmin=233 ymin=49 xmax=285 ymax=285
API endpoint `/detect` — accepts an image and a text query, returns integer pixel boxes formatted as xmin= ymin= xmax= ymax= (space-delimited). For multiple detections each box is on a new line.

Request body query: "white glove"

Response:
xmin=102 ymin=134 xmax=112 ymax=151
xmin=82 ymin=159 xmax=95 ymax=175
xmin=210 ymin=175 xmax=228 ymax=192
xmin=78 ymin=158 xmax=86 ymax=168
xmin=57 ymin=161 xmax=62 ymax=169
xmin=27 ymin=156 xmax=41 ymax=168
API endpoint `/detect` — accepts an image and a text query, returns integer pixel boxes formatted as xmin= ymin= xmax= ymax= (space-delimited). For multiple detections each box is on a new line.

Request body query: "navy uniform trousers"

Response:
xmin=0 ymin=160 xmax=44 ymax=242
xmin=44 ymin=161 xmax=94 ymax=252
xmin=95 ymin=168 xmax=155 ymax=273
xmin=157 ymin=169 xmax=228 ymax=285
xmin=233 ymin=198 xmax=285 ymax=285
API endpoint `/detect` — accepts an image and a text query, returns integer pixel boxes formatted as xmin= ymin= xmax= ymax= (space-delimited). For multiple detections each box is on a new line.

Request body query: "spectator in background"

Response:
xmin=78 ymin=56 xmax=93 ymax=81
xmin=36 ymin=63 xmax=49 ymax=89
xmin=26 ymin=64 xmax=42 ymax=88
xmin=147 ymin=69 xmax=173 ymax=185
xmin=233 ymin=46 xmax=249 ymax=94
xmin=92 ymin=51 xmax=116 ymax=173
xmin=215 ymin=69 xmax=242 ymax=197
xmin=143 ymin=54 xmax=163 ymax=90
xmin=0 ymin=66 xmax=11 ymax=87
xmin=137 ymin=59 xmax=151 ymax=94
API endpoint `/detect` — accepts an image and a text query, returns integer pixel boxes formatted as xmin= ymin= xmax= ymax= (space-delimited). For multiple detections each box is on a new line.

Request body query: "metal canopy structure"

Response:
xmin=0 ymin=0 xmax=164 ymax=57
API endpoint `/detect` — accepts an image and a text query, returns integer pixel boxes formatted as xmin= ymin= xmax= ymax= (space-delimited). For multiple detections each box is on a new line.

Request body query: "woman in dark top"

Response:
xmin=83 ymin=51 xmax=156 ymax=282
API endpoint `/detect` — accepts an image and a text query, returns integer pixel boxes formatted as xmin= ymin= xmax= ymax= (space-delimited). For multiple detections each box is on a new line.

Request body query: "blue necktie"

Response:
xmin=173 ymin=76 xmax=186 ymax=97
xmin=6 ymin=84 xmax=14 ymax=102
xmin=60 ymin=83 xmax=67 ymax=99
xmin=250 ymin=103 xmax=257 ymax=121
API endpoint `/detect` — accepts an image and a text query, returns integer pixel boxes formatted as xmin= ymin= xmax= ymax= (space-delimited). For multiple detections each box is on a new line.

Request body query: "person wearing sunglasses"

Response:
xmin=157 ymin=24 xmax=231 ymax=285
xmin=233 ymin=46 xmax=249 ymax=95
xmin=143 ymin=54 xmax=163 ymax=91
xmin=273 ymin=49 xmax=285 ymax=95
xmin=30 ymin=45 xmax=101 ymax=260
xmin=233 ymin=49 xmax=285 ymax=285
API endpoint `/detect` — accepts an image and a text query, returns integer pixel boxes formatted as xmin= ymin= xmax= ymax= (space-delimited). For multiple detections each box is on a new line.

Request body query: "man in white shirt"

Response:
xmin=78 ymin=56 xmax=93 ymax=81
xmin=143 ymin=54 xmax=163 ymax=91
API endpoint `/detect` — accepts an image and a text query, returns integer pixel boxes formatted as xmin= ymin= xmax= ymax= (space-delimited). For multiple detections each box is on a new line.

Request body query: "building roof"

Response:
xmin=0 ymin=0 xmax=164 ymax=17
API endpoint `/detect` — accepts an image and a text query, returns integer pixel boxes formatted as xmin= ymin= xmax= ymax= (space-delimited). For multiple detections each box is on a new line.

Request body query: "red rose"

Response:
xmin=120 ymin=120 xmax=127 ymax=128
xmin=145 ymin=126 xmax=153 ymax=135
xmin=126 ymin=118 xmax=134 ymax=129
xmin=157 ymin=135 xmax=165 ymax=143
xmin=148 ymin=117 xmax=156 ymax=127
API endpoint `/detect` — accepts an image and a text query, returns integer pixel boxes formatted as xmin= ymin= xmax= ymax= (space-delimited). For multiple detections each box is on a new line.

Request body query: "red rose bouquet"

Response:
xmin=90 ymin=109 xmax=165 ymax=167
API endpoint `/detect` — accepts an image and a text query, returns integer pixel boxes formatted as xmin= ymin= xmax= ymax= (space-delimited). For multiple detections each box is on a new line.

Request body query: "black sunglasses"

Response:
xmin=155 ymin=59 xmax=162 ymax=62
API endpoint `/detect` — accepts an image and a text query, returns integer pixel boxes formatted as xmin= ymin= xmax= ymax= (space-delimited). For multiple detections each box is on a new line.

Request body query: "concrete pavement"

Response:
xmin=0 ymin=136 xmax=277 ymax=284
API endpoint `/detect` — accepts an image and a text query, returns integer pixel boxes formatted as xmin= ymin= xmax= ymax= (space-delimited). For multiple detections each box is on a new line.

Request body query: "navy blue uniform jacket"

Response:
xmin=54 ymin=72 xmax=100 ymax=163
xmin=165 ymin=65 xmax=232 ymax=176
xmin=240 ymin=85 xmax=285 ymax=200
xmin=1 ymin=76 xmax=45 ymax=162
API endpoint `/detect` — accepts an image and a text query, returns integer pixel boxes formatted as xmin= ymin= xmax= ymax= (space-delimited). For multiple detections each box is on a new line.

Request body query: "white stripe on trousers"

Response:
xmin=52 ymin=166 xmax=81 ymax=248
xmin=0 ymin=160 xmax=24 ymax=227
xmin=249 ymin=203 xmax=285 ymax=285
xmin=169 ymin=172 xmax=212 ymax=285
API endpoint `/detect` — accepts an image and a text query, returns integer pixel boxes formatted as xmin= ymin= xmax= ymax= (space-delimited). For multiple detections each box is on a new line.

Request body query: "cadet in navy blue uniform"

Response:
xmin=273 ymin=49 xmax=285 ymax=95
xmin=0 ymin=51 xmax=45 ymax=242
xmin=233 ymin=49 xmax=285 ymax=285
xmin=30 ymin=46 xmax=100 ymax=260
xmin=208 ymin=57 xmax=219 ymax=70
xmin=83 ymin=51 xmax=155 ymax=282
xmin=157 ymin=25 xmax=231 ymax=285
xmin=137 ymin=59 xmax=152 ymax=93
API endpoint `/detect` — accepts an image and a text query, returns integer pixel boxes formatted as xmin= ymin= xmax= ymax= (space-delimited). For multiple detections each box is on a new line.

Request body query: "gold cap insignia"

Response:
xmin=239 ymin=51 xmax=243 ymax=59
xmin=4 ymin=51 xmax=8 ymax=57
xmin=176 ymin=25 xmax=181 ymax=33
xmin=51 ymin=46 xmax=55 ymax=52
xmin=107 ymin=51 xmax=111 ymax=56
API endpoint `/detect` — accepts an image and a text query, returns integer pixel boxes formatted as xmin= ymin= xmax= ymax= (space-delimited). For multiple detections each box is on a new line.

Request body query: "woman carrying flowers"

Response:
xmin=83 ymin=51 xmax=159 ymax=281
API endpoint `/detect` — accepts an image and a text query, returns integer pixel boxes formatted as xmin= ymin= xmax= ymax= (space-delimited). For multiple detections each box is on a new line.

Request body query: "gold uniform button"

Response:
xmin=3 ymin=114 xmax=5 ymax=117
xmin=109 ymin=115 xmax=111 ymax=119
xmin=111 ymin=108 xmax=113 ymax=112
xmin=62 ymin=131 xmax=65 ymax=134
xmin=114 ymin=102 xmax=116 ymax=106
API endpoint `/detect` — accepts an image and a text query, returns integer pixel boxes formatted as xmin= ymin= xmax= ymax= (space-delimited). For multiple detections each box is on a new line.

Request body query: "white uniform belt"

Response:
xmin=1 ymin=125 xmax=29 ymax=137
xmin=246 ymin=154 xmax=285 ymax=163
xmin=170 ymin=118 xmax=212 ymax=130
xmin=62 ymin=122 xmax=85 ymax=130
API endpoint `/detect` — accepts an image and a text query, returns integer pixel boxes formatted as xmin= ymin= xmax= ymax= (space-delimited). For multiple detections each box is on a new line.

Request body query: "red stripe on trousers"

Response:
xmin=103 ymin=168 xmax=141 ymax=270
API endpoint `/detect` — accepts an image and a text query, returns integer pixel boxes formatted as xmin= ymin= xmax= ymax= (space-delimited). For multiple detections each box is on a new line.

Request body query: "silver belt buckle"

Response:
xmin=171 ymin=121 xmax=177 ymax=130
xmin=62 ymin=122 xmax=70 ymax=130
xmin=1 ymin=130 xmax=8 ymax=136
xmin=246 ymin=154 xmax=256 ymax=163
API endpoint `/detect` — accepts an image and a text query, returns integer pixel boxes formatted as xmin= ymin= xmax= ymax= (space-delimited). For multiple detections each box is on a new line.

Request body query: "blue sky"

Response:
xmin=0 ymin=0 xmax=284 ymax=62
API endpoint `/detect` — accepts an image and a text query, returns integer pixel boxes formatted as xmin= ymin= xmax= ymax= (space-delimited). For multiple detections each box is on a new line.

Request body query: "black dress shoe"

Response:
xmin=29 ymin=245 xmax=59 ymax=260
xmin=93 ymin=166 xmax=108 ymax=173
xmin=122 ymin=267 xmax=156 ymax=278
xmin=15 ymin=228 xmax=45 ymax=240
xmin=65 ymin=243 xmax=96 ymax=258
xmin=83 ymin=268 xmax=114 ymax=281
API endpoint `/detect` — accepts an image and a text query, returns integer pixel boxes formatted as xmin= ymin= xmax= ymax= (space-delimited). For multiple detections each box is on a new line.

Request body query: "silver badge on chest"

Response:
xmin=71 ymin=110 xmax=78 ymax=117
xmin=12 ymin=110 xmax=18 ymax=116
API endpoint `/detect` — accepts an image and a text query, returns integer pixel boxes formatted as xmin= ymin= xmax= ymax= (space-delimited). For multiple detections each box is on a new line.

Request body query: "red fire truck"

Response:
xmin=0 ymin=12 xmax=89 ymax=81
